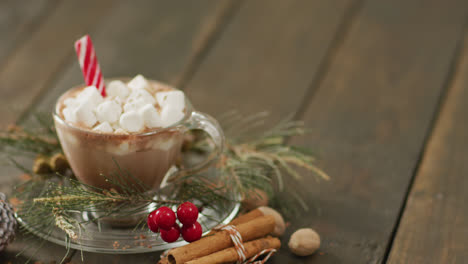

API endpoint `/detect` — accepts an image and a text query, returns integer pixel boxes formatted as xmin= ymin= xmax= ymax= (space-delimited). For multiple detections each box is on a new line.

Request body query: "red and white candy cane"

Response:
xmin=74 ymin=35 xmax=106 ymax=96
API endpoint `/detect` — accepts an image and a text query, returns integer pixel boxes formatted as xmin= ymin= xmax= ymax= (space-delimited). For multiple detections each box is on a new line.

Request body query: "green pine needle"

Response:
xmin=7 ymin=111 xmax=328 ymax=242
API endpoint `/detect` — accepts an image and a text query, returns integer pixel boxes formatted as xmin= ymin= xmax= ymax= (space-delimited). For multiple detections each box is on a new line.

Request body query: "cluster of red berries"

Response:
xmin=147 ymin=202 xmax=202 ymax=243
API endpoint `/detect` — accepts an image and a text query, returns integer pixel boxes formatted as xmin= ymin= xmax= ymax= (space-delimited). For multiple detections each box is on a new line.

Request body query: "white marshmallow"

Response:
xmin=160 ymin=105 xmax=185 ymax=127
xmin=77 ymin=86 xmax=103 ymax=108
xmin=62 ymin=75 xmax=188 ymax=132
xmin=93 ymin=122 xmax=113 ymax=133
xmin=96 ymin=100 xmax=122 ymax=124
xmin=128 ymin=88 xmax=156 ymax=104
xmin=73 ymin=102 xmax=97 ymax=127
xmin=138 ymin=104 xmax=162 ymax=128
xmin=123 ymin=98 xmax=140 ymax=113
xmin=156 ymin=90 xmax=185 ymax=112
xmin=64 ymin=98 xmax=79 ymax=108
xmin=111 ymin=122 xmax=121 ymax=130
xmin=112 ymin=96 xmax=124 ymax=109
xmin=127 ymin=74 xmax=149 ymax=91
xmin=62 ymin=107 xmax=77 ymax=123
xmin=107 ymin=80 xmax=130 ymax=99
xmin=119 ymin=110 xmax=144 ymax=132
xmin=123 ymin=97 xmax=154 ymax=113
xmin=114 ymin=128 xmax=128 ymax=134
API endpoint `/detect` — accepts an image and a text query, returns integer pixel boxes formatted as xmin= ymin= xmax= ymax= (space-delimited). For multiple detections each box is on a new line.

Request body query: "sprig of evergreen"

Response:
xmin=8 ymin=111 xmax=328 ymax=241
xmin=193 ymin=111 xmax=329 ymax=216
xmin=0 ymin=113 xmax=60 ymax=158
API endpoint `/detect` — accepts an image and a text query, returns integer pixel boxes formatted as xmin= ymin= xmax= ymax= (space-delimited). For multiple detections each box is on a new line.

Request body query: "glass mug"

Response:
xmin=53 ymin=79 xmax=224 ymax=191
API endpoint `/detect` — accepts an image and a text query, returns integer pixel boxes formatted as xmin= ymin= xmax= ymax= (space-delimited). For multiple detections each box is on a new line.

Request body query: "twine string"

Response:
xmin=160 ymin=248 xmax=170 ymax=260
xmin=214 ymin=224 xmax=277 ymax=264
xmin=214 ymin=225 xmax=247 ymax=263
xmin=247 ymin=248 xmax=277 ymax=264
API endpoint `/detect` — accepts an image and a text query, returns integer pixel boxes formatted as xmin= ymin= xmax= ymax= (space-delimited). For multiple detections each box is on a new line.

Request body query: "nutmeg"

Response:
xmin=49 ymin=153 xmax=70 ymax=174
xmin=241 ymin=188 xmax=269 ymax=210
xmin=33 ymin=156 xmax=52 ymax=174
xmin=288 ymin=228 xmax=320 ymax=256
xmin=258 ymin=206 xmax=285 ymax=236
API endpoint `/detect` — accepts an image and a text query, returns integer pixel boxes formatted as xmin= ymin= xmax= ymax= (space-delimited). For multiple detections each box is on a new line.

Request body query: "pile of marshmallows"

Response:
xmin=61 ymin=75 xmax=185 ymax=133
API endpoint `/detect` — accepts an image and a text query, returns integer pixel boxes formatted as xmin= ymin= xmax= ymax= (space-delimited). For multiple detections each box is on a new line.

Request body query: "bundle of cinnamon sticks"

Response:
xmin=159 ymin=207 xmax=283 ymax=264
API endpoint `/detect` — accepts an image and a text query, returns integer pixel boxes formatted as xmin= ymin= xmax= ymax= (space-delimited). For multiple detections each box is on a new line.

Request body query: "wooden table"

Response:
xmin=1 ymin=0 xmax=468 ymax=263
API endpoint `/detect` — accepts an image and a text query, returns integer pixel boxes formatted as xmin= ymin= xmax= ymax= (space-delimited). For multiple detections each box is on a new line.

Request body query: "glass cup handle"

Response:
xmin=168 ymin=111 xmax=224 ymax=182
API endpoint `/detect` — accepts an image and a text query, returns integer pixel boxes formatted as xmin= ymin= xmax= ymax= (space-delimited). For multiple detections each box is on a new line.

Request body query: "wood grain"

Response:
xmin=185 ymin=0 xmax=356 ymax=125
xmin=2 ymin=0 xmax=237 ymax=262
xmin=181 ymin=0 xmax=366 ymax=263
xmin=0 ymin=0 xmax=115 ymax=128
xmin=30 ymin=0 xmax=238 ymax=117
xmin=1 ymin=232 xmax=75 ymax=264
xmin=4 ymin=0 xmax=468 ymax=263
xmin=0 ymin=0 xmax=55 ymax=68
xmin=387 ymin=31 xmax=468 ymax=264
xmin=170 ymin=0 xmax=362 ymax=263
xmin=287 ymin=0 xmax=468 ymax=263
xmin=19 ymin=0 xmax=237 ymax=262
xmin=0 ymin=1 xmax=116 ymax=263
xmin=62 ymin=0 xmax=357 ymax=263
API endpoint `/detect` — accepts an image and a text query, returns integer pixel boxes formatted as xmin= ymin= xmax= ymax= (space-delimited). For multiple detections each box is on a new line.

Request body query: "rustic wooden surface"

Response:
xmin=1 ymin=0 xmax=468 ymax=263
xmin=387 ymin=30 xmax=468 ymax=264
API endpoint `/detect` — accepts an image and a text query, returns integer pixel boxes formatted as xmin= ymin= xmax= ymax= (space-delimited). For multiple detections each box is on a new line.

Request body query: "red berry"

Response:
xmin=155 ymin=206 xmax=176 ymax=230
xmin=177 ymin=202 xmax=199 ymax=225
xmin=181 ymin=222 xmax=202 ymax=242
xmin=160 ymin=223 xmax=181 ymax=243
xmin=147 ymin=209 xmax=160 ymax=233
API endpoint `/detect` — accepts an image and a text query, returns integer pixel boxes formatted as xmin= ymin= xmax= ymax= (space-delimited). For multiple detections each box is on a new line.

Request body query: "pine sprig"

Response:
xmin=15 ymin=164 xmax=234 ymax=237
xmin=9 ymin=111 xmax=328 ymax=241
xmin=0 ymin=113 xmax=60 ymax=157
xmin=216 ymin=111 xmax=329 ymax=217
xmin=184 ymin=112 xmax=329 ymax=219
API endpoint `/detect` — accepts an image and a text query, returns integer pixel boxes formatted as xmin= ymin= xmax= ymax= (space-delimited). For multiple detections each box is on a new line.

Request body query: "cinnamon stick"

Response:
xmin=206 ymin=208 xmax=264 ymax=236
xmin=229 ymin=207 xmax=285 ymax=236
xmin=159 ymin=209 xmax=266 ymax=264
xmin=157 ymin=258 xmax=169 ymax=264
xmin=186 ymin=236 xmax=281 ymax=264
xmin=229 ymin=208 xmax=264 ymax=226
xmin=167 ymin=215 xmax=275 ymax=264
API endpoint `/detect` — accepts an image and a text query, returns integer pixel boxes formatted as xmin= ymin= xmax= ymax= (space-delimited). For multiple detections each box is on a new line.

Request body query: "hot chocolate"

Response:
xmin=54 ymin=75 xmax=208 ymax=190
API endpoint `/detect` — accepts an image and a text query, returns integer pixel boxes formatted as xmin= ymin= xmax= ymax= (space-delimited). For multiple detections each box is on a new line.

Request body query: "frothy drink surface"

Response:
xmin=54 ymin=75 xmax=188 ymax=190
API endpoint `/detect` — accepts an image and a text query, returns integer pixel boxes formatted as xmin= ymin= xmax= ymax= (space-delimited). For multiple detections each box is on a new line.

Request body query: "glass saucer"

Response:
xmin=17 ymin=203 xmax=239 ymax=254
xmin=16 ymin=168 xmax=240 ymax=254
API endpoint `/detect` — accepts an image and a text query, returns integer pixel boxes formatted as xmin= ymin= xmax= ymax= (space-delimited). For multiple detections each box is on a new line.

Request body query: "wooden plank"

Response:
xmin=184 ymin=0 xmax=357 ymax=124
xmin=11 ymin=0 xmax=237 ymax=263
xmin=180 ymin=0 xmax=368 ymax=263
xmin=59 ymin=0 xmax=357 ymax=263
xmin=287 ymin=0 xmax=468 ymax=263
xmin=0 ymin=0 xmax=115 ymax=128
xmin=387 ymin=32 xmax=468 ymax=264
xmin=0 ymin=1 xmax=117 ymax=263
xmin=31 ymin=0 xmax=239 ymax=115
xmin=0 ymin=0 xmax=55 ymax=67
xmin=1 ymin=232 xmax=75 ymax=264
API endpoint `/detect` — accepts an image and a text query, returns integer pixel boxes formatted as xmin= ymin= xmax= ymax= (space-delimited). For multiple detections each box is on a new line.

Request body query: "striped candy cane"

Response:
xmin=74 ymin=35 xmax=106 ymax=96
